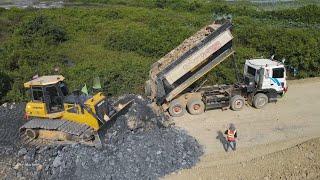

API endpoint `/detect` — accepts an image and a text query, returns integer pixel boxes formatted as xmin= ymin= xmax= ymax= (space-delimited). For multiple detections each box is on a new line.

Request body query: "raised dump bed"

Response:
xmin=146 ymin=20 xmax=234 ymax=106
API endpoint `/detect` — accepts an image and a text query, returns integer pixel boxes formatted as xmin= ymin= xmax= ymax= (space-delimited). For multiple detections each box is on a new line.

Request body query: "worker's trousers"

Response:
xmin=224 ymin=141 xmax=236 ymax=152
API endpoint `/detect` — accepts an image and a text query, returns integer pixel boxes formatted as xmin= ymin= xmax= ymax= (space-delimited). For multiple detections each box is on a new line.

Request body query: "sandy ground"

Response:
xmin=166 ymin=77 xmax=320 ymax=179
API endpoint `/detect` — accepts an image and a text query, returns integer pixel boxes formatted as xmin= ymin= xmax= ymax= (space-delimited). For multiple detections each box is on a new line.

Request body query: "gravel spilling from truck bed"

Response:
xmin=0 ymin=95 xmax=203 ymax=179
xmin=156 ymin=22 xmax=221 ymax=71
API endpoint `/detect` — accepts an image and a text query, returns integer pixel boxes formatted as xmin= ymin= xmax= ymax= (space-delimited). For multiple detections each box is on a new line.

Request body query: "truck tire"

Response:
xmin=187 ymin=99 xmax=205 ymax=115
xmin=168 ymin=100 xmax=185 ymax=117
xmin=253 ymin=93 xmax=268 ymax=109
xmin=230 ymin=95 xmax=245 ymax=111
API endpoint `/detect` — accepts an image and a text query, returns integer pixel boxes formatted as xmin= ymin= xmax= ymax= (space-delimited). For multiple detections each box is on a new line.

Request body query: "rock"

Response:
xmin=13 ymin=163 xmax=22 ymax=170
xmin=127 ymin=116 xmax=138 ymax=130
xmin=23 ymin=149 xmax=36 ymax=162
xmin=33 ymin=171 xmax=40 ymax=179
xmin=53 ymin=156 xmax=62 ymax=167
xmin=17 ymin=172 xmax=23 ymax=178
xmin=109 ymin=159 xmax=115 ymax=166
xmin=18 ymin=148 xmax=27 ymax=157
xmin=92 ymin=154 xmax=100 ymax=163
xmin=1 ymin=103 xmax=7 ymax=108
xmin=36 ymin=164 xmax=43 ymax=171
xmin=81 ymin=161 xmax=89 ymax=169
xmin=38 ymin=146 xmax=49 ymax=154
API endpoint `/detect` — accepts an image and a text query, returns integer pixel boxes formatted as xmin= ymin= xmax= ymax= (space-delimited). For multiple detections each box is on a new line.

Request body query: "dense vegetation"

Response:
xmin=0 ymin=1 xmax=319 ymax=102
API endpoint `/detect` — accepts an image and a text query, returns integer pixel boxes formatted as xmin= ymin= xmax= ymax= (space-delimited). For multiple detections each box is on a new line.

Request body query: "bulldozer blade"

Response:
xmin=98 ymin=99 xmax=134 ymax=145
xmin=112 ymin=100 xmax=134 ymax=120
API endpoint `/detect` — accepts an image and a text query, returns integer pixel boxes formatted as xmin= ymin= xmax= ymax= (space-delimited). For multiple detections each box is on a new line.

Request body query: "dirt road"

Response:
xmin=166 ymin=78 xmax=320 ymax=179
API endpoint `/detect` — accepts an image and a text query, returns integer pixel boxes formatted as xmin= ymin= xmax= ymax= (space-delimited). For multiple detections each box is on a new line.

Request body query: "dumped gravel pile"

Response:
xmin=33 ymin=127 xmax=201 ymax=180
xmin=0 ymin=95 xmax=203 ymax=180
xmin=0 ymin=103 xmax=25 ymax=152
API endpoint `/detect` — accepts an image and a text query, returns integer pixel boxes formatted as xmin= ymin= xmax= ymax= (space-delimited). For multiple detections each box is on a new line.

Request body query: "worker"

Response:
xmin=224 ymin=123 xmax=237 ymax=152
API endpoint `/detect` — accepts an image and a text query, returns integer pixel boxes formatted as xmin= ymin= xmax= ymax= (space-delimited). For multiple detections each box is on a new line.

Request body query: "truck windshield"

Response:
xmin=247 ymin=66 xmax=256 ymax=76
xmin=272 ymin=68 xmax=284 ymax=78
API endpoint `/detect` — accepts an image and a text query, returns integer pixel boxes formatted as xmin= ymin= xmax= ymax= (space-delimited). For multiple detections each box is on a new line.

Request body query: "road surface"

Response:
xmin=166 ymin=78 xmax=320 ymax=179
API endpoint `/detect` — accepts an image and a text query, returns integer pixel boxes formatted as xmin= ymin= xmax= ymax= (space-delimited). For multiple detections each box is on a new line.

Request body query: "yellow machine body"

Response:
xmin=25 ymin=92 xmax=107 ymax=131
xmin=61 ymin=93 xmax=106 ymax=131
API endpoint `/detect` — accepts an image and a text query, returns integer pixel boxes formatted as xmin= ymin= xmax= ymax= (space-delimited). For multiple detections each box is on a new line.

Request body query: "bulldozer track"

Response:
xmin=19 ymin=119 xmax=97 ymax=147
xmin=19 ymin=133 xmax=47 ymax=147
xmin=20 ymin=119 xmax=92 ymax=136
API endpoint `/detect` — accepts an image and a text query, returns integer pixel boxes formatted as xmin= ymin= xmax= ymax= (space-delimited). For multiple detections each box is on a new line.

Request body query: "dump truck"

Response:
xmin=145 ymin=20 xmax=288 ymax=117
xmin=20 ymin=75 xmax=132 ymax=147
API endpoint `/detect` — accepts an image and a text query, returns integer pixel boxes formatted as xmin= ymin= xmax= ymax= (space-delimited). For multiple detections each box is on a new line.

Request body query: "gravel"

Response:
xmin=0 ymin=95 xmax=203 ymax=179
xmin=0 ymin=103 xmax=25 ymax=147
xmin=156 ymin=22 xmax=220 ymax=71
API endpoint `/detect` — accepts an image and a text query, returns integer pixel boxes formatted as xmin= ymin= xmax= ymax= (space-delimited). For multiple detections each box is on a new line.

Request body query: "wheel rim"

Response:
xmin=193 ymin=104 xmax=201 ymax=111
xmin=173 ymin=106 xmax=182 ymax=114
xmin=26 ymin=129 xmax=38 ymax=139
xmin=234 ymin=99 xmax=243 ymax=109
xmin=257 ymin=97 xmax=266 ymax=107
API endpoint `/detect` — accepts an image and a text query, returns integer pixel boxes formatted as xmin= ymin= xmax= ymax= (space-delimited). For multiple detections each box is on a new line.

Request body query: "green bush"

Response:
xmin=19 ymin=15 xmax=68 ymax=46
xmin=0 ymin=2 xmax=319 ymax=102
xmin=0 ymin=72 xmax=12 ymax=103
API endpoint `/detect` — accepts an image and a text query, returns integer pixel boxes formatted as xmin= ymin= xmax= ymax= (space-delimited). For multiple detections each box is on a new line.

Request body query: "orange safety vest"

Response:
xmin=227 ymin=129 xmax=236 ymax=142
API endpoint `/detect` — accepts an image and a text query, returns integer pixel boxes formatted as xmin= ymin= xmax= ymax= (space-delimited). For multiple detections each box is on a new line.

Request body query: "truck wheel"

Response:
xmin=168 ymin=100 xmax=185 ymax=117
xmin=187 ymin=99 xmax=205 ymax=115
xmin=253 ymin=93 xmax=268 ymax=109
xmin=230 ymin=95 xmax=245 ymax=111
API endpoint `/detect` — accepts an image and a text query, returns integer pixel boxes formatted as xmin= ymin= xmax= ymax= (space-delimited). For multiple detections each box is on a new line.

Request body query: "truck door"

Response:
xmin=271 ymin=67 xmax=286 ymax=92
xmin=258 ymin=67 xmax=274 ymax=90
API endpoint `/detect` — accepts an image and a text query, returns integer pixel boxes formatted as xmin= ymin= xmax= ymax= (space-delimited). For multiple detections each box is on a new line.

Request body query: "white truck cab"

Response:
xmin=244 ymin=58 xmax=288 ymax=95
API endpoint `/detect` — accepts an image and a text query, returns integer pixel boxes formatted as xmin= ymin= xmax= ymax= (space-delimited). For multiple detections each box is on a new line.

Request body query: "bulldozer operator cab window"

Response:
xmin=272 ymin=68 xmax=284 ymax=78
xmin=45 ymin=85 xmax=63 ymax=112
xmin=59 ymin=82 xmax=69 ymax=96
xmin=31 ymin=87 xmax=44 ymax=102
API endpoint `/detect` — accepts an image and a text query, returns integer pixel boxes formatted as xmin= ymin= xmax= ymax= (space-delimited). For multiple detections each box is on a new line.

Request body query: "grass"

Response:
xmin=0 ymin=1 xmax=319 ymax=102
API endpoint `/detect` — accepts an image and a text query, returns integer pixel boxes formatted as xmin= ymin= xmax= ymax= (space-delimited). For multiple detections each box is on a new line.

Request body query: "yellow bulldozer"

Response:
xmin=20 ymin=75 xmax=131 ymax=148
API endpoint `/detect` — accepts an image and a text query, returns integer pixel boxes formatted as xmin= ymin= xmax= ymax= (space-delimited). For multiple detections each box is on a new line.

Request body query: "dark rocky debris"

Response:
xmin=0 ymin=95 xmax=203 ymax=179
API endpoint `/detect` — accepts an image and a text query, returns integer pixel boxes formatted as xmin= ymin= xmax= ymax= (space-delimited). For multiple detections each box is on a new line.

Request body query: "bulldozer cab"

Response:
xmin=24 ymin=75 xmax=68 ymax=118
